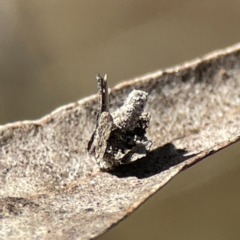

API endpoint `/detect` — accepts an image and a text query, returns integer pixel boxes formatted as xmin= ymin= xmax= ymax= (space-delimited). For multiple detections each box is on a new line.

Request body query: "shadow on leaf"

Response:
xmin=110 ymin=143 xmax=197 ymax=179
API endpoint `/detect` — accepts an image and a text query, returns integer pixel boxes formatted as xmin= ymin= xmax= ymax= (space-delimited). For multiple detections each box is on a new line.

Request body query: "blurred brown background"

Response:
xmin=0 ymin=0 xmax=240 ymax=239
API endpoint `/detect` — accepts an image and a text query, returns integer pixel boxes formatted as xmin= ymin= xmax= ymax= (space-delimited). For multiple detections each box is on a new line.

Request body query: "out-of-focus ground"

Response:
xmin=0 ymin=1 xmax=240 ymax=239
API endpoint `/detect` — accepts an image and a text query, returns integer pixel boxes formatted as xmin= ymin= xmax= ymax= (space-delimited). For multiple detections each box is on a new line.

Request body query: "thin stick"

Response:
xmin=96 ymin=74 xmax=109 ymax=115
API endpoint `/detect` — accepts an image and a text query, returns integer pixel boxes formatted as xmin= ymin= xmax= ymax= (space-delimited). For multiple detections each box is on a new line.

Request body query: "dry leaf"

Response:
xmin=0 ymin=43 xmax=240 ymax=239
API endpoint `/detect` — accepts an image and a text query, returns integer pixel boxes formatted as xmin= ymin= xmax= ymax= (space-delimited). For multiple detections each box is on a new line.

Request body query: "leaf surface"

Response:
xmin=0 ymin=44 xmax=240 ymax=239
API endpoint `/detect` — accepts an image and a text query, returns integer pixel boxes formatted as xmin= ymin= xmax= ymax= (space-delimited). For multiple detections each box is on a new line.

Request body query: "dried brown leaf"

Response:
xmin=0 ymin=43 xmax=240 ymax=239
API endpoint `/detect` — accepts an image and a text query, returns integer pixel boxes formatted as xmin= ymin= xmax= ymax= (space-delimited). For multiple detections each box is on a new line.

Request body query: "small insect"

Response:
xmin=88 ymin=74 xmax=152 ymax=171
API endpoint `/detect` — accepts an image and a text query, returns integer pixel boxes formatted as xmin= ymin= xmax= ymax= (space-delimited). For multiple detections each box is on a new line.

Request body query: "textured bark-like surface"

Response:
xmin=88 ymin=89 xmax=152 ymax=171
xmin=0 ymin=43 xmax=240 ymax=239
